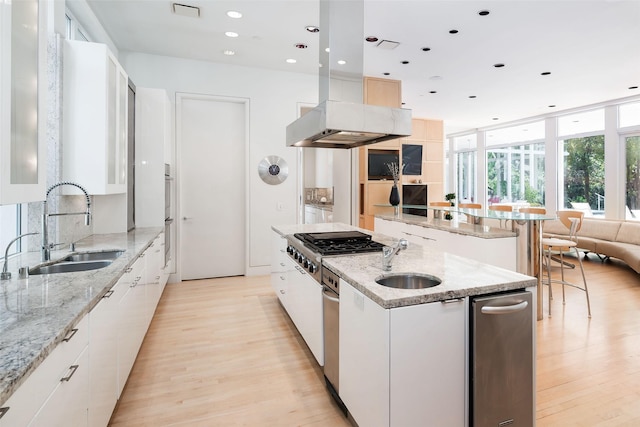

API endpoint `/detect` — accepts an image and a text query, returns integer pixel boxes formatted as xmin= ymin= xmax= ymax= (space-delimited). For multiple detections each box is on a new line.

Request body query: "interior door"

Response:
xmin=177 ymin=94 xmax=246 ymax=280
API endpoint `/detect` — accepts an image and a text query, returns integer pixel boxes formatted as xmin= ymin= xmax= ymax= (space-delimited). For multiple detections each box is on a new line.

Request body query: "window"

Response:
xmin=620 ymin=102 xmax=640 ymax=128
xmin=454 ymin=134 xmax=477 ymax=202
xmin=487 ymin=143 xmax=545 ymax=205
xmin=626 ymin=135 xmax=640 ymax=220
xmin=0 ymin=205 xmax=23 ymax=260
xmin=65 ymin=11 xmax=90 ymax=41
xmin=560 ymin=136 xmax=605 ymax=214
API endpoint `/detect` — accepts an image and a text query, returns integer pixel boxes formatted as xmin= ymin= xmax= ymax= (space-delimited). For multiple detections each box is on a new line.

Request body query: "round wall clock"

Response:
xmin=258 ymin=155 xmax=289 ymax=185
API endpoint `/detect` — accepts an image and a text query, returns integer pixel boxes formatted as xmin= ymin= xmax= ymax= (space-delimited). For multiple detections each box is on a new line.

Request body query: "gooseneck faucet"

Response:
xmin=42 ymin=182 xmax=91 ymax=262
xmin=382 ymin=238 xmax=409 ymax=271
xmin=1 ymin=232 xmax=39 ymax=280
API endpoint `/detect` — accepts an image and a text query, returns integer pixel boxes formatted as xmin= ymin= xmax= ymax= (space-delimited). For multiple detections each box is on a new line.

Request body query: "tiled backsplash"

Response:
xmin=304 ymin=187 xmax=334 ymax=205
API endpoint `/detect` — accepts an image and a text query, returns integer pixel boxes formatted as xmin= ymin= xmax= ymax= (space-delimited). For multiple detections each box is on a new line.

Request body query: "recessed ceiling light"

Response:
xmin=286 ymin=59 xmax=297 ymax=64
xmin=225 ymin=31 xmax=239 ymax=38
xmin=306 ymin=26 xmax=319 ymax=33
xmin=541 ymin=71 xmax=551 ymax=76
xmin=365 ymin=36 xmax=378 ymax=42
xmin=469 ymin=95 xmax=477 ymax=99
xmin=478 ymin=10 xmax=490 ymax=16
xmin=226 ymin=10 xmax=242 ymax=19
xmin=383 ymin=72 xmax=390 ymax=76
xmin=401 ymin=60 xmax=409 ymax=65
xmin=630 ymin=86 xmax=639 ymax=90
xmin=429 ymin=91 xmax=437 ymax=94
xmin=172 ymin=3 xmax=200 ymax=18
xmin=449 ymin=29 xmax=459 ymax=34
xmin=337 ymin=60 xmax=347 ymax=65
xmin=494 ymin=63 xmax=505 ymax=68
xmin=429 ymin=75 xmax=443 ymax=81
xmin=492 ymin=117 xmax=499 ymax=121
xmin=223 ymin=50 xmax=235 ymax=56
xmin=295 ymin=43 xmax=308 ymax=49
xmin=325 ymin=47 xmax=330 ymax=53
xmin=549 ymin=105 xmax=556 ymax=108
xmin=421 ymin=47 xmax=431 ymax=52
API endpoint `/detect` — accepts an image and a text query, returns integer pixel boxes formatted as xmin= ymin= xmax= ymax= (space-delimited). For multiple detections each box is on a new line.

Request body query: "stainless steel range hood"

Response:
xmin=286 ymin=100 xmax=411 ymax=149
xmin=286 ymin=0 xmax=411 ymax=149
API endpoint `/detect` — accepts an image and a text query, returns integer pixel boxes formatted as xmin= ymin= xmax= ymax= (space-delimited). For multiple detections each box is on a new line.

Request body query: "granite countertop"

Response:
xmin=305 ymin=203 xmax=334 ymax=210
xmin=272 ymin=222 xmax=535 ymax=310
xmin=0 ymin=227 xmax=162 ymax=406
xmin=376 ymin=213 xmax=517 ymax=239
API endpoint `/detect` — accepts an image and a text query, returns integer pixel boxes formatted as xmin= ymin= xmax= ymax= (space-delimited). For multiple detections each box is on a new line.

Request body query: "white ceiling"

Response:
xmin=81 ymin=0 xmax=640 ymax=134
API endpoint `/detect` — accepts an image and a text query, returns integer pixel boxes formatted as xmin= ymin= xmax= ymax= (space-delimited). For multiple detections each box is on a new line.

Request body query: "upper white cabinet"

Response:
xmin=63 ymin=40 xmax=128 ymax=195
xmin=135 ymin=88 xmax=171 ymax=226
xmin=0 ymin=0 xmax=47 ymax=204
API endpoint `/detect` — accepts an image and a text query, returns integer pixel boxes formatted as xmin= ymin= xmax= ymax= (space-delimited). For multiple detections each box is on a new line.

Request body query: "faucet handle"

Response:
xmin=48 ymin=242 xmax=66 ymax=250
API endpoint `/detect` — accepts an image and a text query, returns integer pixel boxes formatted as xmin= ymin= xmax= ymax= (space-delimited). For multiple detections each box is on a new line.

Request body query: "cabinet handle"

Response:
xmin=441 ymin=298 xmax=464 ymax=304
xmin=103 ymin=290 xmax=114 ymax=298
xmin=481 ymin=300 xmax=528 ymax=315
xmin=279 ymin=289 xmax=285 ymax=294
xmin=125 ymin=267 xmax=133 ymax=273
xmin=279 ymin=275 xmax=285 ymax=281
xmin=280 ymin=262 xmax=285 ymax=267
xmin=60 ymin=365 xmax=79 ymax=382
xmin=0 ymin=407 xmax=9 ymax=419
xmin=62 ymin=328 xmax=78 ymax=342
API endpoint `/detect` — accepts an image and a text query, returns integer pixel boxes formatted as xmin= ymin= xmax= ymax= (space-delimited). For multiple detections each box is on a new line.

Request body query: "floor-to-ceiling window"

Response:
xmin=485 ymin=121 xmax=545 ymax=206
xmin=0 ymin=205 xmax=25 ymax=260
xmin=453 ymin=134 xmax=477 ymax=202
xmin=620 ymin=101 xmax=640 ymax=221
xmin=557 ymin=110 xmax=605 ymax=216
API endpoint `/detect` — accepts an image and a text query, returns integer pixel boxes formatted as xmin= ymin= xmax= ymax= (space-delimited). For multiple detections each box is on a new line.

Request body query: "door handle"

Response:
xmin=322 ymin=289 xmax=339 ymax=303
xmin=481 ymin=300 xmax=528 ymax=314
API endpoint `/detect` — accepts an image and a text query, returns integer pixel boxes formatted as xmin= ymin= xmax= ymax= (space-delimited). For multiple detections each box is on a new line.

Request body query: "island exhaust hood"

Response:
xmin=286 ymin=0 xmax=411 ymax=149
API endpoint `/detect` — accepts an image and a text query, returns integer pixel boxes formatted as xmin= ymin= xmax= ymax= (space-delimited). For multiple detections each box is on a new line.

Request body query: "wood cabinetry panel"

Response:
xmin=363 ymin=77 xmax=401 ymax=107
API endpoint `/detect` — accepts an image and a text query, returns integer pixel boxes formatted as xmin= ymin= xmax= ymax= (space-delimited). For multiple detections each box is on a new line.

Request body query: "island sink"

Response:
xmin=375 ymin=273 xmax=441 ymax=289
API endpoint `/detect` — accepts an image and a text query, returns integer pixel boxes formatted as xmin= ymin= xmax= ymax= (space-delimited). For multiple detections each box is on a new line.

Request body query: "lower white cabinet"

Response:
xmin=270 ymin=232 xmax=324 ymax=365
xmin=0 ymin=317 xmax=89 ymax=427
xmin=116 ymin=255 xmax=147 ymax=397
xmin=88 ymin=283 xmax=120 ymax=427
xmin=29 ymin=346 xmax=89 ymax=427
xmin=340 ymin=279 xmax=467 ymax=427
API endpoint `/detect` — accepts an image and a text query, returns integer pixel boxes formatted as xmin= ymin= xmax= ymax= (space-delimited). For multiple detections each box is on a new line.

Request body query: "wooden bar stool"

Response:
xmin=489 ymin=204 xmax=512 ymax=228
xmin=541 ymin=210 xmax=591 ymax=317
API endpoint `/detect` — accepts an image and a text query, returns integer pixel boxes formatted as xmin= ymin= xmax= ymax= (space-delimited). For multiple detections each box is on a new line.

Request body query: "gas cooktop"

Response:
xmin=293 ymin=231 xmax=385 ymax=256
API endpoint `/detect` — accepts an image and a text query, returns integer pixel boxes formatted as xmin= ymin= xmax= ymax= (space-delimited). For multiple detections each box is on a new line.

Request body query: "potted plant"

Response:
xmin=444 ymin=192 xmax=456 ymax=220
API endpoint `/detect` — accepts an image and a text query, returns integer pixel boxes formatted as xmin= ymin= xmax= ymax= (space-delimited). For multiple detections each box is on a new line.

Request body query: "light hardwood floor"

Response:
xmin=110 ymin=256 xmax=640 ymax=427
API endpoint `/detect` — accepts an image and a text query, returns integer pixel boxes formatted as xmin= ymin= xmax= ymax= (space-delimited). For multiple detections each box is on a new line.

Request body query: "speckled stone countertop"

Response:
xmin=272 ymin=223 xmax=535 ymax=309
xmin=376 ymin=213 xmax=517 ymax=239
xmin=0 ymin=227 xmax=162 ymax=407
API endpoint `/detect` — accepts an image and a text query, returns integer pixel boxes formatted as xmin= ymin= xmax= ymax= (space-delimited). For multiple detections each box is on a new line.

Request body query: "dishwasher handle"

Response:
xmin=481 ymin=300 xmax=528 ymax=315
xmin=322 ymin=287 xmax=339 ymax=303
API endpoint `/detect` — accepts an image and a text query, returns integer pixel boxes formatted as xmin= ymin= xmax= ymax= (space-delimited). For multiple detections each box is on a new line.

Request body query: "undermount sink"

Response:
xmin=30 ymin=260 xmax=113 ymax=275
xmin=29 ymin=250 xmax=124 ymax=275
xmin=375 ymin=273 xmax=442 ymax=289
xmin=62 ymin=250 xmax=124 ymax=262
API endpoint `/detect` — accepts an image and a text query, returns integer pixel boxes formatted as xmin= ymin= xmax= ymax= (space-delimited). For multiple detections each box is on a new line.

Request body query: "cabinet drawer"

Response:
xmin=0 ymin=315 xmax=88 ymax=426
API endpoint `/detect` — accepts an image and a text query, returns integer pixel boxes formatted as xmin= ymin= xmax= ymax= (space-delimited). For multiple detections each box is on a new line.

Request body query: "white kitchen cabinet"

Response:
xmin=144 ymin=235 xmax=166 ymax=326
xmin=340 ymin=280 xmax=390 ymax=427
xmin=135 ymin=88 xmax=172 ymax=227
xmin=88 ymin=284 xmax=120 ymax=427
xmin=340 ymin=279 xmax=467 ymax=427
xmin=63 ymin=40 xmax=128 ymax=195
xmin=0 ymin=316 xmax=89 ymax=427
xmin=0 ymin=0 xmax=47 ymax=204
xmin=390 ymin=297 xmax=467 ymax=426
xmin=269 ymin=232 xmax=323 ymax=365
xmin=29 ymin=346 xmax=89 ymax=427
xmin=115 ymin=255 xmax=146 ymax=397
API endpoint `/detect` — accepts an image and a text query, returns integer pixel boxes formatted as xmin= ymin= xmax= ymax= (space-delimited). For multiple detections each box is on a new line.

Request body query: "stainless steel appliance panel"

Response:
xmin=471 ymin=290 xmax=533 ymax=427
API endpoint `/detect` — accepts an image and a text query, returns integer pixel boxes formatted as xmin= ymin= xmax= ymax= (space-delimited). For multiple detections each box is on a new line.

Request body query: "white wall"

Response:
xmin=121 ymin=52 xmax=317 ymax=275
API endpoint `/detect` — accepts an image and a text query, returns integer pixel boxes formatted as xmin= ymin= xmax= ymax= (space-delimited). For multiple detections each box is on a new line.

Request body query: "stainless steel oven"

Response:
xmin=164 ymin=164 xmax=173 ymax=266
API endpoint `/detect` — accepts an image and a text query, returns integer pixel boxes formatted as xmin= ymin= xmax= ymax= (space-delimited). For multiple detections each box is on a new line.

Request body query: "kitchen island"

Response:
xmin=271 ymin=222 xmax=537 ymax=427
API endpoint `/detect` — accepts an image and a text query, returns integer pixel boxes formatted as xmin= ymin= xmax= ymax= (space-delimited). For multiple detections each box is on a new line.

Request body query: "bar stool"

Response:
xmin=429 ymin=201 xmax=451 ymax=219
xmin=541 ymin=210 xmax=591 ymax=317
xmin=489 ymin=204 xmax=512 ymax=228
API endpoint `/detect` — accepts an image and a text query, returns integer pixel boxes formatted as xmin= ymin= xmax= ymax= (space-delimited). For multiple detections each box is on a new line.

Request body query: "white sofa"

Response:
xmin=543 ymin=218 xmax=640 ymax=273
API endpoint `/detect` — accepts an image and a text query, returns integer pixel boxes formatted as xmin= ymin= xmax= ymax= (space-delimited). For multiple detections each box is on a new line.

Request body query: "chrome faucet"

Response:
xmin=42 ymin=182 xmax=91 ymax=262
xmin=1 ymin=232 xmax=39 ymax=280
xmin=382 ymin=238 xmax=408 ymax=271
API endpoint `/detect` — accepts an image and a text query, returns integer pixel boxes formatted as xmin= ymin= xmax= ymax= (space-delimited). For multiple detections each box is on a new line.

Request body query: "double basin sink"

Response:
xmin=29 ymin=250 xmax=124 ymax=275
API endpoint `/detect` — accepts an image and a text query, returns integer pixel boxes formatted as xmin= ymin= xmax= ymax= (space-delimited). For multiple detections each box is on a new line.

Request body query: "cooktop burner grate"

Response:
xmin=294 ymin=231 xmax=385 ymax=256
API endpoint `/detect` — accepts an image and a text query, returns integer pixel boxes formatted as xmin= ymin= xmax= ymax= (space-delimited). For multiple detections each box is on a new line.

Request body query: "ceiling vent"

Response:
xmin=172 ymin=3 xmax=200 ymax=18
xmin=377 ymin=40 xmax=400 ymax=50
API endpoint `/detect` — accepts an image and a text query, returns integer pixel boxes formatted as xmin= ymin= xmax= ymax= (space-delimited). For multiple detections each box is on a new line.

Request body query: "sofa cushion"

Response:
xmin=578 ymin=219 xmax=621 ymax=241
xmin=575 ymin=236 xmax=598 ymax=252
xmin=543 ymin=219 xmax=568 ymax=236
xmin=615 ymin=222 xmax=640 ymax=245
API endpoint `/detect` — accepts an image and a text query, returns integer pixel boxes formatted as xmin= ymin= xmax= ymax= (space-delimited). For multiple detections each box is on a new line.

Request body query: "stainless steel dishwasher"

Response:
xmin=471 ymin=290 xmax=534 ymax=427
xmin=322 ymin=267 xmax=347 ymax=413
